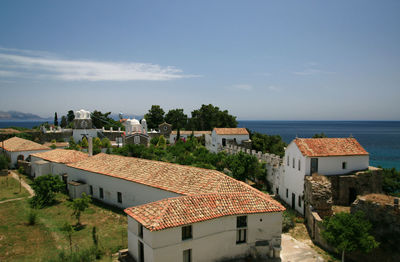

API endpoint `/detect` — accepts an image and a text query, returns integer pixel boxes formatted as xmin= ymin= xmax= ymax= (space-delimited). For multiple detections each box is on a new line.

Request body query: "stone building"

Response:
xmin=123 ymin=118 xmax=150 ymax=146
xmin=209 ymin=128 xmax=251 ymax=153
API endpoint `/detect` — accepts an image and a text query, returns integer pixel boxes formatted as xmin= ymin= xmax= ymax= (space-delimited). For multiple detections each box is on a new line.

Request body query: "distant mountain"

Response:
xmin=0 ymin=110 xmax=46 ymax=120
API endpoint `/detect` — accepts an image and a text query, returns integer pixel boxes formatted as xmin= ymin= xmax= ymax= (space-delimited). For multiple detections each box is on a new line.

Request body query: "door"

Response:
xmin=349 ymin=188 xmax=357 ymax=205
xmin=292 ymin=193 xmax=296 ymax=210
xmin=138 ymin=241 xmax=144 ymax=262
xmin=310 ymin=158 xmax=318 ymax=175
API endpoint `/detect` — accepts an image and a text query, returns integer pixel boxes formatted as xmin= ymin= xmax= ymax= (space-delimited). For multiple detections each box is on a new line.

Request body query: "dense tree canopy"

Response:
xmin=322 ymin=211 xmax=379 ymax=262
xmin=381 ymin=168 xmax=400 ymax=197
xmin=67 ymin=110 xmax=75 ymax=123
xmin=60 ymin=116 xmax=67 ymax=128
xmin=249 ymin=131 xmax=287 ymax=157
xmin=91 ymin=110 xmax=123 ymax=130
xmin=30 ymin=174 xmax=65 ymax=208
xmin=313 ymin=132 xmax=328 ymax=138
xmin=165 ymin=108 xmax=188 ymax=130
xmin=144 ymin=105 xmax=165 ymax=130
xmin=188 ymin=104 xmax=237 ymax=130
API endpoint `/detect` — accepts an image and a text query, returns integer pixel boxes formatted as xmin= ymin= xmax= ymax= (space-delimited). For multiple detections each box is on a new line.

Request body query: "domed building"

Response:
xmin=123 ymin=118 xmax=150 ymax=146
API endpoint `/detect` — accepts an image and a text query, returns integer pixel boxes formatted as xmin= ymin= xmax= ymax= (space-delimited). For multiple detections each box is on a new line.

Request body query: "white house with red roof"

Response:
xmin=0 ymin=137 xmax=51 ymax=168
xmin=209 ymin=128 xmax=250 ymax=153
xmin=279 ymin=138 xmax=369 ymax=214
xmin=63 ymin=153 xmax=285 ymax=261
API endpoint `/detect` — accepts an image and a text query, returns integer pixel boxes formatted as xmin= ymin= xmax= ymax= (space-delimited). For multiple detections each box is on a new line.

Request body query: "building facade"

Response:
xmin=209 ymin=128 xmax=251 ymax=153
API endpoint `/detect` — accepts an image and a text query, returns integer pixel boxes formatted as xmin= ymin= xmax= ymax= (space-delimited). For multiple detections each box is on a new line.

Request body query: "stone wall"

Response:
xmin=328 ymin=168 xmax=382 ymax=206
xmin=304 ymin=174 xmax=333 ymax=218
xmin=222 ymin=144 xmax=282 ymax=167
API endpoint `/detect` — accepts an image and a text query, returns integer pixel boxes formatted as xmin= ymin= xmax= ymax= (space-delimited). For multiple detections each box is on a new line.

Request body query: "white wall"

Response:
xmin=30 ymin=156 xmax=71 ymax=178
xmin=65 ymin=166 xmax=181 ymax=208
xmin=128 ymin=212 xmax=282 ymax=262
xmin=72 ymin=129 xmax=98 ymax=142
xmin=209 ymin=130 xmax=249 ymax=153
xmin=310 ymin=155 xmax=369 ymax=176
xmin=169 ymin=134 xmax=212 ymax=148
xmin=8 ymin=149 xmax=51 ymax=168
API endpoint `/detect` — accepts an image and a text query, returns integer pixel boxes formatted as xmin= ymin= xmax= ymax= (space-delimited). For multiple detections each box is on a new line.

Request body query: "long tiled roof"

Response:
xmin=0 ymin=137 xmax=50 ymax=152
xmin=31 ymin=149 xmax=89 ymax=164
xmin=171 ymin=131 xmax=211 ymax=135
xmin=67 ymin=153 xmax=258 ymax=195
xmin=294 ymin=138 xmax=369 ymax=157
xmin=125 ymin=192 xmax=285 ymax=231
xmin=214 ymin=128 xmax=249 ymax=135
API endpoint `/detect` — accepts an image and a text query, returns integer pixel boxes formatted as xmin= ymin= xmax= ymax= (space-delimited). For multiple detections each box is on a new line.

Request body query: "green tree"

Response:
xmin=165 ymin=109 xmax=188 ymax=130
xmin=101 ymin=138 xmax=111 ymax=148
xmin=54 ymin=112 xmax=58 ymax=126
xmin=322 ymin=211 xmax=379 ymax=262
xmin=250 ymin=131 xmax=287 ymax=157
xmin=91 ymin=110 xmax=123 ymax=129
xmin=0 ymin=154 xmax=9 ymax=169
xmin=381 ymin=167 xmax=400 ymax=196
xmin=68 ymin=193 xmax=91 ymax=226
xmin=144 ymin=105 xmax=165 ymax=129
xmin=226 ymin=152 xmax=264 ymax=182
xmin=188 ymin=104 xmax=237 ymax=130
xmin=157 ymin=135 xmax=167 ymax=149
xmin=67 ymin=110 xmax=75 ymax=123
xmin=93 ymin=137 xmax=102 ymax=155
xmin=60 ymin=116 xmax=68 ymax=128
xmin=313 ymin=132 xmax=328 ymax=138
xmin=60 ymin=222 xmax=74 ymax=253
xmin=30 ymin=174 xmax=65 ymax=208
xmin=81 ymin=137 xmax=88 ymax=148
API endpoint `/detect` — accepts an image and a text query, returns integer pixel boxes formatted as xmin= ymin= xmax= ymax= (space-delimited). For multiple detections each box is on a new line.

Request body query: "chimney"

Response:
xmin=88 ymin=137 xmax=93 ymax=157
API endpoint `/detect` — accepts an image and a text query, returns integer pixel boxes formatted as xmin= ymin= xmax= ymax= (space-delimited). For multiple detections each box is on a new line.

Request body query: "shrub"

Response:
xmin=30 ymin=174 xmax=65 ymax=208
xmin=27 ymin=210 xmax=37 ymax=225
xmin=282 ymin=211 xmax=295 ymax=233
xmin=0 ymin=154 xmax=9 ymax=169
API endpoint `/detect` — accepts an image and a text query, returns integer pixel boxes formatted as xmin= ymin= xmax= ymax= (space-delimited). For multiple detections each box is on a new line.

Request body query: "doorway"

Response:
xmin=292 ymin=193 xmax=296 ymax=210
xmin=349 ymin=187 xmax=357 ymax=204
xmin=138 ymin=241 xmax=144 ymax=262
xmin=310 ymin=158 xmax=318 ymax=174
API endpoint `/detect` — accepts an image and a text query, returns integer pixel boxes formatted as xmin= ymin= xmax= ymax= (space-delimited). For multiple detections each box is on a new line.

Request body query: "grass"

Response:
xmin=0 ymin=193 xmax=127 ymax=262
xmin=0 ymin=174 xmax=30 ymax=202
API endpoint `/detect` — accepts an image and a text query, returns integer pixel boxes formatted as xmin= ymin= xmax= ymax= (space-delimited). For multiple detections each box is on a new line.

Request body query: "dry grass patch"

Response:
xmin=0 ymin=174 xmax=30 ymax=202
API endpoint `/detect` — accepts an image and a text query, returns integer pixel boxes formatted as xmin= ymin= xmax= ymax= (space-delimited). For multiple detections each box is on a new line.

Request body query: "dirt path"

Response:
xmin=281 ymin=234 xmax=325 ymax=262
xmin=0 ymin=171 xmax=34 ymax=204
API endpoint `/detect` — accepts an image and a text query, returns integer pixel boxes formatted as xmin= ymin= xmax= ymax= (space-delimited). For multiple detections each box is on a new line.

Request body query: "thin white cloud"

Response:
xmin=233 ymin=84 xmax=253 ymax=90
xmin=0 ymin=48 xmax=195 ymax=81
xmin=267 ymin=85 xmax=281 ymax=91
xmin=293 ymin=68 xmax=334 ymax=76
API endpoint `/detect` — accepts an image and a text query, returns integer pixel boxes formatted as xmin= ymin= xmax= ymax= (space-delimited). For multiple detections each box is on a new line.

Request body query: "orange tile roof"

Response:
xmin=31 ymin=149 xmax=89 ymax=164
xmin=294 ymin=138 xmax=369 ymax=157
xmin=0 ymin=136 xmax=50 ymax=152
xmin=125 ymin=192 xmax=285 ymax=231
xmin=67 ymin=153 xmax=259 ymax=195
xmin=171 ymin=131 xmax=211 ymax=135
xmin=214 ymin=128 xmax=249 ymax=135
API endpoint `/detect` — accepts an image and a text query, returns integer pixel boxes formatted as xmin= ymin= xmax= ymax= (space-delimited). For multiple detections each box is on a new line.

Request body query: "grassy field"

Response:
xmin=0 ymin=174 xmax=30 ymax=202
xmin=0 ymin=192 xmax=127 ymax=262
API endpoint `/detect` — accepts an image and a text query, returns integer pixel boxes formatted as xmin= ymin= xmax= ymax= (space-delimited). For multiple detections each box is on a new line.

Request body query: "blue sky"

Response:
xmin=0 ymin=0 xmax=399 ymax=120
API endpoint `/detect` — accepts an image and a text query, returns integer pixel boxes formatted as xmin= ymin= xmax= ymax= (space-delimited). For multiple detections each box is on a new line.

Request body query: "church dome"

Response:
xmin=127 ymin=118 xmax=140 ymax=125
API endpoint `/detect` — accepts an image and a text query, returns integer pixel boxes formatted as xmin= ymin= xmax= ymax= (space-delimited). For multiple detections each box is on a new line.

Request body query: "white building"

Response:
xmin=209 ymin=128 xmax=250 ymax=153
xmin=62 ymin=153 xmax=284 ymax=261
xmin=125 ymin=193 xmax=284 ymax=262
xmin=30 ymin=149 xmax=89 ymax=178
xmin=279 ymin=138 xmax=369 ymax=214
xmin=0 ymin=137 xmax=51 ymax=168
xmin=169 ymin=131 xmax=211 ymax=147
xmin=72 ymin=109 xmax=98 ymax=142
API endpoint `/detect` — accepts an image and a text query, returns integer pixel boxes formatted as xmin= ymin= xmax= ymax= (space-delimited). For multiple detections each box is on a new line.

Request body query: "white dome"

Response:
xmin=127 ymin=118 xmax=140 ymax=125
xmin=75 ymin=109 xmax=91 ymax=119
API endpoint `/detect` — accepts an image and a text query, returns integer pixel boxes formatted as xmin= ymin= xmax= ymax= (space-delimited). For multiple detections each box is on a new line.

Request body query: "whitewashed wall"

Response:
xmin=128 ymin=212 xmax=282 ymax=262
xmin=30 ymin=156 xmax=71 ymax=177
xmin=209 ymin=131 xmax=249 ymax=153
xmin=312 ymin=155 xmax=369 ymax=175
xmin=65 ymin=166 xmax=181 ymax=208
xmin=7 ymin=149 xmax=51 ymax=168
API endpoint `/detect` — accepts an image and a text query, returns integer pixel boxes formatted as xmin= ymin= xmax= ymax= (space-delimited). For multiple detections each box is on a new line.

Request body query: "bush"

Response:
xmin=0 ymin=154 xmax=9 ymax=169
xmin=27 ymin=210 xmax=37 ymax=225
xmin=282 ymin=211 xmax=295 ymax=232
xmin=30 ymin=174 xmax=65 ymax=208
xmin=50 ymin=246 xmax=102 ymax=262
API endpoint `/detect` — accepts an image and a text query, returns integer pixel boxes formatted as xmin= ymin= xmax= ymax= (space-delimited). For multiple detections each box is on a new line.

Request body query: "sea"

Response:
xmin=1 ymin=120 xmax=399 ymax=170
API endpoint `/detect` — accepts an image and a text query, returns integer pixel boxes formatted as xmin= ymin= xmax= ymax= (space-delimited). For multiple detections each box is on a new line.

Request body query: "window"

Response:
xmin=138 ymin=223 xmax=143 ymax=238
xmin=117 ymin=192 xmax=122 ymax=203
xmin=286 ymin=188 xmax=288 ymax=198
xmin=298 ymin=195 xmax=302 ymax=207
xmin=287 ymin=155 xmax=290 ymax=166
xmin=222 ymin=138 xmax=226 ymax=147
xmin=183 ymin=249 xmax=192 ymax=262
xmin=298 ymin=160 xmax=301 ymax=171
xmin=99 ymin=188 xmax=104 ymax=199
xmin=236 ymin=216 xmax=247 ymax=244
xmin=293 ymin=158 xmax=295 ymax=168
xmin=276 ymin=187 xmax=279 ymax=195
xmin=182 ymin=225 xmax=192 ymax=240
xmin=89 ymin=185 xmax=93 ymax=195
xmin=342 ymin=162 xmax=347 ymax=169
xmin=134 ymin=136 xmax=140 ymax=144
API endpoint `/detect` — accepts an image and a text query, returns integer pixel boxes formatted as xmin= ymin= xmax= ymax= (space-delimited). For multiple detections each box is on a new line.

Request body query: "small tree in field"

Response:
xmin=30 ymin=174 xmax=65 ymax=208
xmin=68 ymin=193 xmax=91 ymax=226
xmin=322 ymin=211 xmax=379 ymax=262
xmin=61 ymin=222 xmax=74 ymax=253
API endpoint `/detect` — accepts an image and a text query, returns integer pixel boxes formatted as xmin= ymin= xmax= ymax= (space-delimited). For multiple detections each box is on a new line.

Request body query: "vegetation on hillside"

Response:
xmin=381 ymin=167 xmax=400 ymax=197
xmin=249 ymin=130 xmax=287 ymax=157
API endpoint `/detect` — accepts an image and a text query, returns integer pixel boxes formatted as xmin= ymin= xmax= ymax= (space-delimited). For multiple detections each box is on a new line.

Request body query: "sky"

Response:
xmin=0 ymin=0 xmax=399 ymax=120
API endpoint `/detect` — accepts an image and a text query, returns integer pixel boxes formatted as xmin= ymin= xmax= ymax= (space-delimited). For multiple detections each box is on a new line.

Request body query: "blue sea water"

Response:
xmin=1 ymin=120 xmax=399 ymax=170
xmin=238 ymin=121 xmax=400 ymax=170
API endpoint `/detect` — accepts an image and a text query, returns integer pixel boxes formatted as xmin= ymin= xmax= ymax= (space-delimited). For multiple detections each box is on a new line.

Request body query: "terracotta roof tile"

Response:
xmin=214 ymin=128 xmax=249 ymax=135
xmin=31 ymin=149 xmax=89 ymax=164
xmin=0 ymin=137 xmax=50 ymax=152
xmin=125 ymin=192 xmax=285 ymax=231
xmin=294 ymin=138 xmax=369 ymax=157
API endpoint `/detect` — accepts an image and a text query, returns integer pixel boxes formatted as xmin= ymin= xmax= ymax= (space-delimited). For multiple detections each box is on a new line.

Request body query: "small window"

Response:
xmin=342 ymin=162 xmax=347 ymax=169
xmin=276 ymin=187 xmax=279 ymax=195
xmin=99 ymin=188 xmax=104 ymax=199
xmin=298 ymin=195 xmax=302 ymax=207
xmin=183 ymin=249 xmax=192 ymax=262
xmin=236 ymin=229 xmax=247 ymax=244
xmin=298 ymin=160 xmax=301 ymax=171
xmin=237 ymin=216 xmax=247 ymax=228
xmin=182 ymin=225 xmax=192 ymax=240
xmin=138 ymin=223 xmax=143 ymax=238
xmin=117 ymin=192 xmax=122 ymax=203
xmin=89 ymin=185 xmax=93 ymax=195
xmin=286 ymin=189 xmax=288 ymax=198
xmin=287 ymin=156 xmax=290 ymax=166
xmin=293 ymin=158 xmax=295 ymax=168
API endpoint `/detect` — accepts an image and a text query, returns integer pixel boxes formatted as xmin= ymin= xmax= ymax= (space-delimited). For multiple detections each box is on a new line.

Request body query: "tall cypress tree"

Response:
xmin=54 ymin=112 xmax=58 ymax=126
